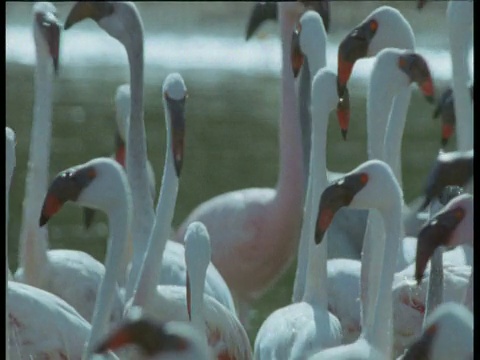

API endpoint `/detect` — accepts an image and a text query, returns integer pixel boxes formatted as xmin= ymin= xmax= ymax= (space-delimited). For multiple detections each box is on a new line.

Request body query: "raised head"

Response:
xmin=33 ymin=2 xmax=61 ymax=74
xmin=162 ymin=73 xmax=188 ymax=177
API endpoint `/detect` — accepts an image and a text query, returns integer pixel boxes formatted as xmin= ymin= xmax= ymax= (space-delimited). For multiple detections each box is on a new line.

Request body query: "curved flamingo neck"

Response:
xmin=295 ymin=87 xmax=329 ymax=304
xmin=83 ymin=196 xmax=130 ymax=358
xmin=275 ymin=8 xmax=304 ymax=211
xmin=123 ymin=15 xmax=156 ymax=299
xmin=370 ymin=199 xmax=402 ymax=357
xmin=448 ymin=1 xmax=473 ymax=151
xmin=132 ymin=109 xmax=178 ymax=307
xmin=18 ymin=37 xmax=53 ymax=287
xmin=384 ymin=87 xmax=412 ymax=189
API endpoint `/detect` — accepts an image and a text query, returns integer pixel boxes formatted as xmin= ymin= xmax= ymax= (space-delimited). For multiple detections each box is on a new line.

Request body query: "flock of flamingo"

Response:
xmin=6 ymin=1 xmax=473 ymax=359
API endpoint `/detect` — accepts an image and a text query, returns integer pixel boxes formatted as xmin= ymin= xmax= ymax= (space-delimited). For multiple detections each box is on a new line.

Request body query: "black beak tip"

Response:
xmin=425 ymin=95 xmax=435 ymax=104
xmin=39 ymin=214 xmax=49 ymax=227
xmin=337 ymin=82 xmax=346 ymax=99
xmin=174 ymin=160 xmax=183 ymax=178
xmin=341 ymin=129 xmax=348 ymax=141
xmin=441 ymin=137 xmax=448 ymax=147
xmin=315 ymin=231 xmax=324 ymax=245
xmin=83 ymin=208 xmax=96 ymax=230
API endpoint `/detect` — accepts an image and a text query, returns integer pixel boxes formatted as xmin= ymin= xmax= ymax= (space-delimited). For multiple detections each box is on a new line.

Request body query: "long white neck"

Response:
xmin=18 ymin=39 xmax=52 ymax=287
xmin=447 ymin=1 xmax=473 ymax=151
xmin=464 ymin=271 xmax=473 ymax=313
xmin=370 ymin=200 xmax=402 ymax=358
xmin=123 ymin=18 xmax=156 ymax=299
xmin=367 ymin=71 xmax=396 ymax=162
xmin=275 ymin=7 xmax=304 ymax=211
xmin=298 ymin=59 xmax=311 ymax=200
xmin=83 ymin=199 xmax=130 ymax=358
xmin=424 ymin=200 xmax=445 ymax=328
xmin=188 ymin=269 xmax=208 ymax=349
xmin=294 ymin=90 xmax=329 ymax=304
xmin=132 ymin=112 xmax=178 ymax=307
xmin=384 ymin=87 xmax=412 ymax=189
xmin=361 ymin=210 xmax=385 ymax=339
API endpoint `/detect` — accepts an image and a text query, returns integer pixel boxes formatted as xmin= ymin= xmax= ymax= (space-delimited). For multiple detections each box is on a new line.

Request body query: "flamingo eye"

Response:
xmin=359 ymin=173 xmax=368 ymax=185
xmin=453 ymin=208 xmax=465 ymax=220
xmin=369 ymin=19 xmax=378 ymax=33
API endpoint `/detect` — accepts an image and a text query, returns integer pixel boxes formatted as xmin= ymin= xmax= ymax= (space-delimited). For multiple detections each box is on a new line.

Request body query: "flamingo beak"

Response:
xmin=291 ymin=26 xmax=304 ymax=78
xmin=245 ymin=2 xmax=277 ymax=41
xmin=415 ymin=207 xmax=465 ymax=284
xmin=39 ymin=166 xmax=96 ymax=226
xmin=64 ymin=2 xmax=114 ymax=30
xmin=336 ymin=86 xmax=350 ymax=140
xmin=36 ymin=12 xmax=61 ymax=75
xmin=337 ymin=23 xmax=371 ymax=98
xmin=315 ymin=173 xmax=367 ymax=244
xmin=441 ymin=123 xmax=454 ymax=147
xmin=165 ymin=94 xmax=187 ymax=178
xmin=114 ymin=131 xmax=127 ymax=168
xmin=398 ymin=53 xmax=435 ymax=104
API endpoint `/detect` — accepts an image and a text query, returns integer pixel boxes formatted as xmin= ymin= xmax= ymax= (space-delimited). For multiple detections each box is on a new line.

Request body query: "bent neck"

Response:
xmin=84 ymin=200 xmax=130 ymax=358
xmin=275 ymin=9 xmax=304 ymax=211
xmin=133 ymin=123 xmax=178 ymax=307
xmin=18 ymin=46 xmax=53 ymax=286
xmin=123 ymin=24 xmax=156 ymax=299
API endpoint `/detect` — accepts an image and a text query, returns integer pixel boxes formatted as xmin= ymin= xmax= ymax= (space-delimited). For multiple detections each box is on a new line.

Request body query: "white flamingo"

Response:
xmin=401 ymin=302 xmax=472 ymax=360
xmin=13 ymin=1 xmax=124 ymax=326
xmin=119 ymin=74 xmax=251 ymax=359
xmin=39 ymin=157 xmax=133 ymax=359
xmin=309 ymin=160 xmax=405 ymax=359
xmin=7 ymin=127 xmax=93 ymax=360
xmin=64 ymin=1 xmax=235 ymax=313
xmin=93 ymin=319 xmax=211 ymax=360
xmin=174 ymin=1 xmax=305 ymax=326
xmin=253 ymin=68 xmax=343 ymax=359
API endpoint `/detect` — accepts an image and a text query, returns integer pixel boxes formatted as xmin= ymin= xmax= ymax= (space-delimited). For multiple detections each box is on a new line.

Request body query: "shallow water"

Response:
xmin=6 ymin=1 xmax=471 ymax=344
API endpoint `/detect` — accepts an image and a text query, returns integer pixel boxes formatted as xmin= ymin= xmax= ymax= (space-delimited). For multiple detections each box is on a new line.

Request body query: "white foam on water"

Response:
xmin=6 ymin=25 xmax=473 ymax=84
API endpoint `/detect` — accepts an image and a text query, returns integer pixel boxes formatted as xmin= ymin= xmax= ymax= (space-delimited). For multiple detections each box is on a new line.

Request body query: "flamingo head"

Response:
xmin=415 ymin=194 xmax=473 ymax=284
xmin=420 ymin=151 xmax=473 ymax=211
xmin=245 ymin=1 xmax=330 ymax=41
xmin=33 ymin=2 xmax=61 ymax=74
xmin=337 ymin=6 xmax=414 ymax=98
xmin=290 ymin=10 xmax=326 ymax=78
xmin=316 ymin=160 xmax=400 ymax=244
xmin=64 ymin=2 xmax=143 ymax=49
xmin=163 ymin=73 xmax=188 ymax=178
xmin=39 ymin=158 xmax=129 ymax=226
xmin=397 ymin=52 xmax=435 ymax=103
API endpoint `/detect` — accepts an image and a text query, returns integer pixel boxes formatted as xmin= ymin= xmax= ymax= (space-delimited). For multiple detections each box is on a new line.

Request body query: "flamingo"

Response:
xmin=174 ymin=1 xmax=306 ymax=327
xmin=253 ymin=68 xmax=344 ymax=359
xmin=401 ymin=302 xmax=473 ymax=360
xmin=447 ymin=0 xmax=473 ymax=152
xmin=415 ymin=193 xmax=474 ymax=312
xmin=116 ymin=73 xmax=250 ymax=359
xmin=13 ymin=1 xmax=124 ymax=326
xmin=94 ymin=319 xmax=211 ymax=360
xmin=39 ymin=157 xmax=133 ymax=359
xmin=82 ymin=83 xmax=156 ymax=232
xmin=7 ymin=127 xmax=93 ymax=360
xmin=64 ymin=2 xmax=235 ymax=313
xmin=309 ymin=160 xmax=405 ymax=359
